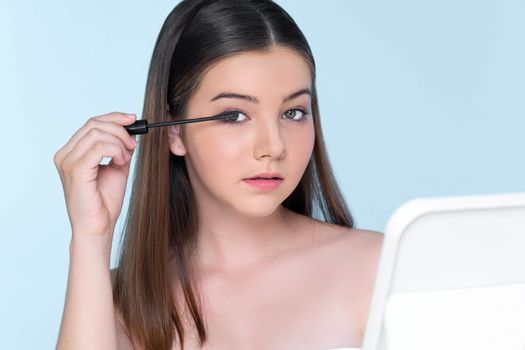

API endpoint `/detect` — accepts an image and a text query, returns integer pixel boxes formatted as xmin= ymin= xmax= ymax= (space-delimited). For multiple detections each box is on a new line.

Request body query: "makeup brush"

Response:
xmin=124 ymin=111 xmax=240 ymax=135
xmin=99 ymin=111 xmax=240 ymax=165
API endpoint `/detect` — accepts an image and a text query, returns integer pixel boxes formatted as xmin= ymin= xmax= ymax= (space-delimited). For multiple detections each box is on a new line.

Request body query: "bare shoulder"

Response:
xmin=331 ymin=225 xmax=384 ymax=295
xmin=311 ymin=219 xmax=384 ymax=259
xmin=338 ymin=226 xmax=384 ymax=261
xmin=297 ymin=217 xmax=384 ymax=282
xmin=310 ymin=221 xmax=384 ymax=337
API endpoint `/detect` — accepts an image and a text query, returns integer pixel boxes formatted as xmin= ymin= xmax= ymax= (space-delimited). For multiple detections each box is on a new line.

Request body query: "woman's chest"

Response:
xmin=182 ymin=246 xmax=362 ymax=350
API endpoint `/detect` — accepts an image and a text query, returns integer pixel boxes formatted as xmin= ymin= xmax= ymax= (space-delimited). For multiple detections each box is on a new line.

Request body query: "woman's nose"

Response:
xmin=253 ymin=118 xmax=285 ymax=161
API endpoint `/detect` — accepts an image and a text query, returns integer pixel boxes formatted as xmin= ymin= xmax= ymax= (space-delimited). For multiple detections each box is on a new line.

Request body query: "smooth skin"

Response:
xmin=54 ymin=112 xmax=137 ymax=349
xmin=54 ymin=45 xmax=383 ymax=350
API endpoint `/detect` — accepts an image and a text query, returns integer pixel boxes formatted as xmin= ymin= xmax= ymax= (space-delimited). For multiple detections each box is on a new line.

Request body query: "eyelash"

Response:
xmin=221 ymin=108 xmax=309 ymax=125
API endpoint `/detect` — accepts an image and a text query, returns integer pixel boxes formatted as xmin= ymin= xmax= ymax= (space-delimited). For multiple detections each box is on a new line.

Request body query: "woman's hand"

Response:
xmin=54 ymin=112 xmax=138 ymax=238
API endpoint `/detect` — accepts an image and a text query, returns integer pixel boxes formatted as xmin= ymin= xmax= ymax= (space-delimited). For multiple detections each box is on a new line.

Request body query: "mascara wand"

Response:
xmin=125 ymin=111 xmax=240 ymax=135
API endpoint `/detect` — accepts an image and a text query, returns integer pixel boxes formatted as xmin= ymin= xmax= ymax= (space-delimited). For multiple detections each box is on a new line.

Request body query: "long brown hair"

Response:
xmin=111 ymin=1 xmax=354 ymax=349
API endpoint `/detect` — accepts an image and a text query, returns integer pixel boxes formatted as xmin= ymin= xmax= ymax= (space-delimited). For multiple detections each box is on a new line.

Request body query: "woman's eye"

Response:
xmin=222 ymin=108 xmax=308 ymax=125
xmin=283 ymin=108 xmax=307 ymax=121
xmin=222 ymin=111 xmax=249 ymax=124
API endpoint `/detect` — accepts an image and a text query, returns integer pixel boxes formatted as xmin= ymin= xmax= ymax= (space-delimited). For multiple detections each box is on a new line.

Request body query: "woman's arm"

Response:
xmin=57 ymin=234 xmax=117 ymax=350
xmin=53 ymin=112 xmax=138 ymax=349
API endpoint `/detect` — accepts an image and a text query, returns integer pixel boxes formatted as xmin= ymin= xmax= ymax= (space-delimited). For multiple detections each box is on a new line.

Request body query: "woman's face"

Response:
xmin=168 ymin=45 xmax=315 ymax=217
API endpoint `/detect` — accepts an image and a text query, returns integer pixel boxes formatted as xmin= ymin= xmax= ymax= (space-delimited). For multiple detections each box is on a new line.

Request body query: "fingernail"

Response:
xmin=126 ymin=113 xmax=136 ymax=118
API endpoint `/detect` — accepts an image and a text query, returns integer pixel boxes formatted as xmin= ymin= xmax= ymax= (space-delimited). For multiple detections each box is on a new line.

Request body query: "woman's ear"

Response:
xmin=167 ymin=125 xmax=187 ymax=156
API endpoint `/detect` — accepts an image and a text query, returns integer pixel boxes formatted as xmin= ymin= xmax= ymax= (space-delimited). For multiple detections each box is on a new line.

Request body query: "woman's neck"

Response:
xmin=194 ymin=204 xmax=302 ymax=276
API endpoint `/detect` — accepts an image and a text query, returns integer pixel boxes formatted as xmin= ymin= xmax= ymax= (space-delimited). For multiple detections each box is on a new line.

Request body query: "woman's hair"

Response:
xmin=111 ymin=0 xmax=354 ymax=349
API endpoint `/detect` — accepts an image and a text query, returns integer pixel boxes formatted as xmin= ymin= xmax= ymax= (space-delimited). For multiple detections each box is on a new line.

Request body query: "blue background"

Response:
xmin=1 ymin=0 xmax=523 ymax=348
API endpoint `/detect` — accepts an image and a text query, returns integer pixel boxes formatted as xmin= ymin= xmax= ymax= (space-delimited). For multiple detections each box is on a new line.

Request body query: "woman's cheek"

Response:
xmin=290 ymin=123 xmax=314 ymax=154
xmin=203 ymin=134 xmax=245 ymax=176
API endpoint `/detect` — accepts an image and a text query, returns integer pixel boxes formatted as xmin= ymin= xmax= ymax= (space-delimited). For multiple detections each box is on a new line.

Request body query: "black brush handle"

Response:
xmin=123 ymin=112 xmax=240 ymax=135
xmin=124 ymin=119 xmax=149 ymax=135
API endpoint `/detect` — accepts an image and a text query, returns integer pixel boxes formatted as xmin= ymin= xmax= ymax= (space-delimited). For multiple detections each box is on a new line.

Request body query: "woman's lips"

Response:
xmin=243 ymin=178 xmax=283 ymax=190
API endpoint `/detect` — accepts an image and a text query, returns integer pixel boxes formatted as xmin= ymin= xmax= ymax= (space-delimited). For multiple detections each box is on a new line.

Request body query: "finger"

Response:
xmin=79 ymin=142 xmax=130 ymax=174
xmin=61 ymin=140 xmax=129 ymax=187
xmin=73 ymin=113 xmax=137 ymax=152
xmin=61 ymin=128 xmax=133 ymax=175
xmin=56 ymin=112 xmax=137 ymax=167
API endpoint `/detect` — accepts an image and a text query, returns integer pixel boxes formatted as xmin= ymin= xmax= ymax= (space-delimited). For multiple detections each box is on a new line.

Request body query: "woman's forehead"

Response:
xmin=195 ymin=46 xmax=312 ymax=102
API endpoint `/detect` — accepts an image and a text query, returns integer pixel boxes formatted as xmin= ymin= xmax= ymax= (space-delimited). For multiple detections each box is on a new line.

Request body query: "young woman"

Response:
xmin=54 ymin=1 xmax=383 ymax=349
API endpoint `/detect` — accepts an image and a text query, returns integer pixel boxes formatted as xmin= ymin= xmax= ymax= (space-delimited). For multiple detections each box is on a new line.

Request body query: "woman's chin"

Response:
xmin=230 ymin=199 xmax=285 ymax=219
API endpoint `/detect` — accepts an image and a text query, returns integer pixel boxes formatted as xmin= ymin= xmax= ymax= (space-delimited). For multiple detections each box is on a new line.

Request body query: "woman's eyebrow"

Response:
xmin=210 ymin=88 xmax=311 ymax=104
